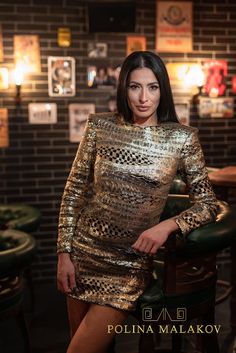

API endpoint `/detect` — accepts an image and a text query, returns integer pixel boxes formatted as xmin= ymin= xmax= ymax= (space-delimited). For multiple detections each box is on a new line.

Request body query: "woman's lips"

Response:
xmin=136 ymin=106 xmax=150 ymax=111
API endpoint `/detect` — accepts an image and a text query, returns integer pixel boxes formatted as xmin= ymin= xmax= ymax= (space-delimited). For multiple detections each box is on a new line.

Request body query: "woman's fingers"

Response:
xmin=68 ymin=271 xmax=76 ymax=291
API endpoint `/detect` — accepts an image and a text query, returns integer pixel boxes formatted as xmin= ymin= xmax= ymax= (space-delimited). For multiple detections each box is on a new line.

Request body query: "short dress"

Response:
xmin=57 ymin=112 xmax=218 ymax=312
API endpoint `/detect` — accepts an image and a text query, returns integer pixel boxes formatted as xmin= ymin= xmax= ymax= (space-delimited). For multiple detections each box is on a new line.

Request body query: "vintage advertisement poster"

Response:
xmin=126 ymin=36 xmax=146 ymax=56
xmin=69 ymin=103 xmax=95 ymax=142
xmin=203 ymin=60 xmax=227 ymax=97
xmin=48 ymin=56 xmax=76 ymax=97
xmin=28 ymin=103 xmax=57 ymax=124
xmin=0 ymin=108 xmax=9 ymax=148
xmin=156 ymin=1 xmax=193 ymax=52
xmin=14 ymin=35 xmax=41 ymax=73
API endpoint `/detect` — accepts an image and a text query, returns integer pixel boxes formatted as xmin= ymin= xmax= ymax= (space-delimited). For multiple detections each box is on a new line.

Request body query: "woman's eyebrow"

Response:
xmin=128 ymin=81 xmax=159 ymax=85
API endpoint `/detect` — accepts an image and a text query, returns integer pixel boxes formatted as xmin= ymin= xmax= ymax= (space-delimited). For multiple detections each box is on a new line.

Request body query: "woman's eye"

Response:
xmin=150 ymin=85 xmax=159 ymax=91
xmin=129 ymin=84 xmax=139 ymax=90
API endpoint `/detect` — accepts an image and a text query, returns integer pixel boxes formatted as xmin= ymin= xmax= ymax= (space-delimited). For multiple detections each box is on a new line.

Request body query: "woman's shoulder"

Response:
xmin=162 ymin=121 xmax=198 ymax=137
xmin=88 ymin=112 xmax=118 ymax=125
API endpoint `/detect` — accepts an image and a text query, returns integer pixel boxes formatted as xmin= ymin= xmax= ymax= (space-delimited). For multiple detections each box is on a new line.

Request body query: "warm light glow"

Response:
xmin=179 ymin=64 xmax=205 ymax=88
xmin=13 ymin=63 xmax=27 ymax=85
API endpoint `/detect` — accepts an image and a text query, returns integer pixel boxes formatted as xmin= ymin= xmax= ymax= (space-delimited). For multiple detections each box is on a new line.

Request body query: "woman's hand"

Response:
xmin=131 ymin=218 xmax=179 ymax=255
xmin=57 ymin=253 xmax=76 ymax=294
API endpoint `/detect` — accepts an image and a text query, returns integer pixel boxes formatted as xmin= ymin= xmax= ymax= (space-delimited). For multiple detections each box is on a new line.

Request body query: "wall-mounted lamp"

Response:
xmin=13 ymin=64 xmax=25 ymax=106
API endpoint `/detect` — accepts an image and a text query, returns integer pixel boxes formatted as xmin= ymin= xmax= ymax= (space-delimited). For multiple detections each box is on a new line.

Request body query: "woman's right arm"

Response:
xmin=57 ymin=115 xmax=97 ymax=293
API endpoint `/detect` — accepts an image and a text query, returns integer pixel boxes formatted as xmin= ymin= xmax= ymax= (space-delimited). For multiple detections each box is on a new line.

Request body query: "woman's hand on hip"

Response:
xmin=131 ymin=218 xmax=179 ymax=255
xmin=57 ymin=253 xmax=76 ymax=294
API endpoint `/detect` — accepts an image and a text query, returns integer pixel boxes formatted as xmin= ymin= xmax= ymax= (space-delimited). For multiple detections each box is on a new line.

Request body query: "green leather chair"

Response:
xmin=0 ymin=204 xmax=41 ymax=316
xmin=134 ymin=195 xmax=236 ymax=353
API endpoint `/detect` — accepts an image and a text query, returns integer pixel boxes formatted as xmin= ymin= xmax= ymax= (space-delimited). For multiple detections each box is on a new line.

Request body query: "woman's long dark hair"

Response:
xmin=117 ymin=51 xmax=179 ymax=123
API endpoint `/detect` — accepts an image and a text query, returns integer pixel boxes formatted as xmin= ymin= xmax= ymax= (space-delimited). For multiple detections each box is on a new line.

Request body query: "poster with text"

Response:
xmin=14 ymin=35 xmax=41 ymax=73
xmin=69 ymin=103 xmax=95 ymax=142
xmin=0 ymin=108 xmax=9 ymax=148
xmin=156 ymin=1 xmax=192 ymax=52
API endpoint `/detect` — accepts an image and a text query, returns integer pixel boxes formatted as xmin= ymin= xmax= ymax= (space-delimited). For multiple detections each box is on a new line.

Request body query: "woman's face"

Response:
xmin=127 ymin=67 xmax=160 ymax=124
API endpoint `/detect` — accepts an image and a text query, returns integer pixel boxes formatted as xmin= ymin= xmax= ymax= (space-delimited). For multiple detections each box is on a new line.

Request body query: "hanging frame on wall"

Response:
xmin=48 ymin=56 xmax=76 ymax=97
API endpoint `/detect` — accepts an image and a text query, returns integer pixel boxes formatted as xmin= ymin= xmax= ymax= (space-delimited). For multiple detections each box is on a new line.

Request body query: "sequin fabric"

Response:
xmin=57 ymin=112 xmax=218 ymax=312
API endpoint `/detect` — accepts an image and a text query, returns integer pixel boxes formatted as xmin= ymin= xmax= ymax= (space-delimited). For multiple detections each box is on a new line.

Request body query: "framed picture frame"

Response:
xmin=14 ymin=35 xmax=41 ymax=73
xmin=28 ymin=103 xmax=57 ymax=124
xmin=126 ymin=36 xmax=146 ymax=56
xmin=198 ymin=97 xmax=234 ymax=118
xmin=156 ymin=1 xmax=193 ymax=53
xmin=87 ymin=65 xmax=120 ymax=89
xmin=0 ymin=25 xmax=3 ymax=62
xmin=203 ymin=60 xmax=227 ymax=97
xmin=69 ymin=103 xmax=95 ymax=142
xmin=0 ymin=108 xmax=9 ymax=148
xmin=48 ymin=56 xmax=76 ymax=97
xmin=88 ymin=42 xmax=108 ymax=58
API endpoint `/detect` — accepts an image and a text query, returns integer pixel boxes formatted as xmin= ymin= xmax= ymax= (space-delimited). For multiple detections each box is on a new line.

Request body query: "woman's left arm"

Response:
xmin=173 ymin=128 xmax=218 ymax=237
xmin=132 ymin=128 xmax=218 ymax=255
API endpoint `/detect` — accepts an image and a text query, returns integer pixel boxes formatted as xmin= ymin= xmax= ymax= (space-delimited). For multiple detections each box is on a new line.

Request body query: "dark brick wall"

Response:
xmin=0 ymin=0 xmax=235 ymax=279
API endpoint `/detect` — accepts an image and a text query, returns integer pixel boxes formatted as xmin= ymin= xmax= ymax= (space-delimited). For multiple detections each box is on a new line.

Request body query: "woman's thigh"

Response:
xmin=67 ymin=296 xmax=90 ymax=337
xmin=67 ymin=303 xmax=130 ymax=353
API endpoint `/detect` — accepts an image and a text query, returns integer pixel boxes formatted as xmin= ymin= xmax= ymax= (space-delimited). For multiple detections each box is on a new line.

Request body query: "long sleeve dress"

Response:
xmin=57 ymin=112 xmax=218 ymax=312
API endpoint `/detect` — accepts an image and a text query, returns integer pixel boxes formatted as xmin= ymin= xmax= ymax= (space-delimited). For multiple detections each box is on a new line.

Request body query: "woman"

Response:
xmin=57 ymin=51 xmax=218 ymax=353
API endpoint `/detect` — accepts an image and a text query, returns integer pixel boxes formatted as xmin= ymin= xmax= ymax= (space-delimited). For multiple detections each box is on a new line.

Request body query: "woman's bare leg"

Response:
xmin=67 ymin=297 xmax=90 ymax=337
xmin=66 ymin=303 xmax=130 ymax=353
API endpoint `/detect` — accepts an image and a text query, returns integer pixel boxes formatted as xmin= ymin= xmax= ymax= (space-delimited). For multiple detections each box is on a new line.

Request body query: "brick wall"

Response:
xmin=0 ymin=0 xmax=235 ymax=280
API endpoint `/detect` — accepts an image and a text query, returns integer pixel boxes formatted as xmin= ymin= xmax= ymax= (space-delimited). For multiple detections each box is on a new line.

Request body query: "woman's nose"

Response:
xmin=139 ymin=89 xmax=148 ymax=103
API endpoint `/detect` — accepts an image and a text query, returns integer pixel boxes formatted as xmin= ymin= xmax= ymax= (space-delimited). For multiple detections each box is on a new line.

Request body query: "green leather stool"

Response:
xmin=134 ymin=195 xmax=236 ymax=353
xmin=0 ymin=229 xmax=37 ymax=353
xmin=0 ymin=203 xmax=41 ymax=311
xmin=0 ymin=203 xmax=41 ymax=232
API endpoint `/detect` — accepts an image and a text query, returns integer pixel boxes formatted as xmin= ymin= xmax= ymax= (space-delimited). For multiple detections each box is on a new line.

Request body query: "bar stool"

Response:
xmin=134 ymin=195 xmax=236 ymax=353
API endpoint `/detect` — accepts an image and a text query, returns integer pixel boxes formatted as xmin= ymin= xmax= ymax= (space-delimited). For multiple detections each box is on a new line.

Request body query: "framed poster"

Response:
xmin=126 ymin=36 xmax=146 ymax=56
xmin=199 ymin=97 xmax=234 ymax=118
xmin=0 ymin=108 xmax=9 ymax=148
xmin=87 ymin=65 xmax=120 ymax=88
xmin=232 ymin=76 xmax=236 ymax=94
xmin=0 ymin=67 xmax=9 ymax=89
xmin=0 ymin=25 xmax=3 ymax=62
xmin=203 ymin=60 xmax=227 ymax=97
xmin=14 ymin=35 xmax=41 ymax=73
xmin=69 ymin=103 xmax=95 ymax=142
xmin=156 ymin=1 xmax=193 ymax=52
xmin=48 ymin=56 xmax=76 ymax=97
xmin=175 ymin=101 xmax=190 ymax=125
xmin=28 ymin=103 xmax=57 ymax=124
xmin=57 ymin=27 xmax=71 ymax=47
xmin=88 ymin=42 xmax=108 ymax=58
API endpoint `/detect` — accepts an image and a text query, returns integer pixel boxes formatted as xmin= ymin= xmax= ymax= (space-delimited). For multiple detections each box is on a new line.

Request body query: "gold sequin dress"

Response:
xmin=57 ymin=112 xmax=218 ymax=312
